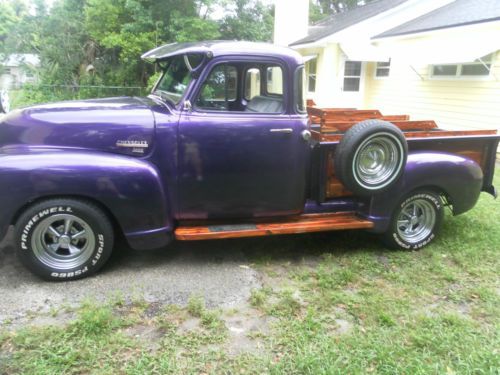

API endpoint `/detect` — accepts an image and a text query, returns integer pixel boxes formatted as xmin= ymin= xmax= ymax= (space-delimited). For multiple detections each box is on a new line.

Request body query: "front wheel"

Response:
xmin=383 ymin=190 xmax=444 ymax=250
xmin=14 ymin=199 xmax=114 ymax=281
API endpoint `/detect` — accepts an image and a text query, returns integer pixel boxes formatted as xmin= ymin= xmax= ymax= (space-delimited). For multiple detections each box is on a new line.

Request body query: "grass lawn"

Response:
xmin=1 ymin=172 xmax=499 ymax=374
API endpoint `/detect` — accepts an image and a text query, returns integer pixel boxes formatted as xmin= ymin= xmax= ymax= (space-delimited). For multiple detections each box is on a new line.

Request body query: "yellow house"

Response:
xmin=275 ymin=0 xmax=500 ymax=132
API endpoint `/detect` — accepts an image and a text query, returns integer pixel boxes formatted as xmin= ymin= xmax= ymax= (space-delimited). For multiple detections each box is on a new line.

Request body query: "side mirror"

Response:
xmin=183 ymin=100 xmax=192 ymax=112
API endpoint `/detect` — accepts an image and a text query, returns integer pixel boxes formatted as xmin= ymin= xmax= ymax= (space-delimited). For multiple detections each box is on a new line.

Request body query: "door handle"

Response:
xmin=269 ymin=128 xmax=293 ymax=134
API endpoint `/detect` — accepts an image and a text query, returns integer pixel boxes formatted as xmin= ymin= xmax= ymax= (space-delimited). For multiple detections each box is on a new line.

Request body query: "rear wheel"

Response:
xmin=14 ymin=199 xmax=114 ymax=280
xmin=383 ymin=190 xmax=444 ymax=250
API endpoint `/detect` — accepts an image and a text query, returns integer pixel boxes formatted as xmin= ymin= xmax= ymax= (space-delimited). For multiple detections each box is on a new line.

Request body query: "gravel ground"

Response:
xmin=0 ymin=227 xmax=260 ymax=325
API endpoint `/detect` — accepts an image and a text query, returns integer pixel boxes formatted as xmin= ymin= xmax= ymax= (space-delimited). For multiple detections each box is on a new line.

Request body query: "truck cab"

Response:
xmin=145 ymin=42 xmax=311 ymax=220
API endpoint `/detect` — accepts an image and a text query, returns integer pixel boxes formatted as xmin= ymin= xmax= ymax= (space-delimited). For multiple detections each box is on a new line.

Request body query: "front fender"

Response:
xmin=365 ymin=152 xmax=483 ymax=233
xmin=0 ymin=146 xmax=172 ymax=249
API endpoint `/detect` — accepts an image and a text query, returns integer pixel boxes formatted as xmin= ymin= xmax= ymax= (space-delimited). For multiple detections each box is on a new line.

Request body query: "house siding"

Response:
xmin=364 ymin=51 xmax=500 ymax=131
xmin=296 ymin=44 xmax=344 ymax=108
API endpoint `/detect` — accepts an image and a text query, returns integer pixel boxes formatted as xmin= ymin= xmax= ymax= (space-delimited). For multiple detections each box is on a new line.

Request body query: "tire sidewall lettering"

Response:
xmin=20 ymin=205 xmax=106 ymax=279
xmin=400 ymin=193 xmax=441 ymax=210
xmin=393 ymin=193 xmax=440 ymax=249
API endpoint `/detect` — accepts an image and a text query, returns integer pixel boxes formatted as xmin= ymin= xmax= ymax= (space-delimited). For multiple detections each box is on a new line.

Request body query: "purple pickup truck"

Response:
xmin=0 ymin=41 xmax=498 ymax=280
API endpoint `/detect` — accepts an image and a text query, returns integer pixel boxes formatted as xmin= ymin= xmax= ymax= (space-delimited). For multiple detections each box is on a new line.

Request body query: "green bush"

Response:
xmin=9 ymin=84 xmax=149 ymax=109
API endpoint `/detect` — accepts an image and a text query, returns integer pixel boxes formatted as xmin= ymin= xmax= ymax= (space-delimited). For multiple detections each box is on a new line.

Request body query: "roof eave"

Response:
xmin=373 ymin=17 xmax=500 ymax=40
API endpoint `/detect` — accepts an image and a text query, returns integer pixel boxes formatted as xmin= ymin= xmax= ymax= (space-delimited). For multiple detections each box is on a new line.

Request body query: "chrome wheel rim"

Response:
xmin=353 ymin=132 xmax=403 ymax=190
xmin=0 ymin=90 xmax=9 ymax=113
xmin=31 ymin=214 xmax=95 ymax=270
xmin=396 ymin=199 xmax=436 ymax=244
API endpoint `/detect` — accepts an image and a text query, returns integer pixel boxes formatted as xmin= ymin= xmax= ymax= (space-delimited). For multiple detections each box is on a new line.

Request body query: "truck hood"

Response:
xmin=0 ymin=97 xmax=159 ymax=157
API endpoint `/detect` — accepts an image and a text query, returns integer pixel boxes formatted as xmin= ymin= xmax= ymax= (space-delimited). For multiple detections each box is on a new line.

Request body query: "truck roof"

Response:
xmin=141 ymin=40 xmax=304 ymax=65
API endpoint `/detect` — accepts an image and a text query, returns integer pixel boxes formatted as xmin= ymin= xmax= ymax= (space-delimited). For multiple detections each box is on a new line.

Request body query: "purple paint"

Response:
xmin=0 ymin=41 xmax=497 ymax=249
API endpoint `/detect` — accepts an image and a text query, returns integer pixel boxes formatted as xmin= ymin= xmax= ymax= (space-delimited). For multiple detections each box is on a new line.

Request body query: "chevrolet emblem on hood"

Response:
xmin=116 ymin=140 xmax=149 ymax=148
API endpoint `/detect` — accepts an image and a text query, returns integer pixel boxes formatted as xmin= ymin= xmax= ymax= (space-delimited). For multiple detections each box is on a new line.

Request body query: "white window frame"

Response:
xmin=429 ymin=54 xmax=494 ymax=81
xmin=374 ymin=61 xmax=391 ymax=79
xmin=342 ymin=60 xmax=363 ymax=92
xmin=306 ymin=58 xmax=317 ymax=94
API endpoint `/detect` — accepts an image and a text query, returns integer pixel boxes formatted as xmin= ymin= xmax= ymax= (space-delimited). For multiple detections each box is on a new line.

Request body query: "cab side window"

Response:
xmin=196 ymin=64 xmax=237 ymax=111
xmin=195 ymin=62 xmax=285 ymax=114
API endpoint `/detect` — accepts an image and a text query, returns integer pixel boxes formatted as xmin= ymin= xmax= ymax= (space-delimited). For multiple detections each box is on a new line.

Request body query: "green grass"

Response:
xmin=1 ymin=172 xmax=499 ymax=374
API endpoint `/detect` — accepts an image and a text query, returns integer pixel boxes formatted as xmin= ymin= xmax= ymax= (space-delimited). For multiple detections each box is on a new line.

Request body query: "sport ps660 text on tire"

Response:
xmin=383 ymin=190 xmax=444 ymax=250
xmin=14 ymin=199 xmax=114 ymax=281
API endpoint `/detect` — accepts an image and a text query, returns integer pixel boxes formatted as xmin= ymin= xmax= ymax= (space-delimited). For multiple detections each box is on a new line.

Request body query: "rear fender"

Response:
xmin=364 ymin=152 xmax=484 ymax=233
xmin=0 ymin=148 xmax=172 ymax=249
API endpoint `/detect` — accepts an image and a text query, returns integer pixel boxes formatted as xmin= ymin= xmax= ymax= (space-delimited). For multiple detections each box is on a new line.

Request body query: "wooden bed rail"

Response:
xmin=313 ymin=129 xmax=498 ymax=143
xmin=322 ymin=120 xmax=437 ymax=133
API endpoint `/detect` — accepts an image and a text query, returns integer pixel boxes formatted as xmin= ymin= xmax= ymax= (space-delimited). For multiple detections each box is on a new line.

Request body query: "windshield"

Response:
xmin=154 ymin=55 xmax=192 ymax=105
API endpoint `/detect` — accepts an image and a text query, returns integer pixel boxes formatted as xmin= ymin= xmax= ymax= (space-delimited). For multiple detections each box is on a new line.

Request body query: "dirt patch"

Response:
xmin=222 ymin=307 xmax=272 ymax=356
xmin=0 ymin=228 xmax=261 ymax=326
xmin=177 ymin=317 xmax=201 ymax=334
xmin=123 ymin=324 xmax=165 ymax=352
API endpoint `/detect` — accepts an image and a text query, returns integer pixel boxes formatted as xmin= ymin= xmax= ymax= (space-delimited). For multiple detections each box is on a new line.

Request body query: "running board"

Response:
xmin=175 ymin=212 xmax=374 ymax=241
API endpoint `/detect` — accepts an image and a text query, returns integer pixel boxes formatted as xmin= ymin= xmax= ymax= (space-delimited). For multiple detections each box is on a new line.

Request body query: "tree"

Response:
xmin=0 ymin=1 xmax=19 ymax=52
xmin=2 ymin=0 xmax=279 ymax=92
xmin=220 ymin=0 xmax=274 ymax=42
xmin=310 ymin=0 xmax=376 ymax=23
xmin=83 ymin=0 xmax=222 ymax=85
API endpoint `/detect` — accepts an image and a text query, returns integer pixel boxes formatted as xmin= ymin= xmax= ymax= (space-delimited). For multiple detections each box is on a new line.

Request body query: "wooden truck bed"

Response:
xmin=307 ymin=101 xmax=499 ymax=201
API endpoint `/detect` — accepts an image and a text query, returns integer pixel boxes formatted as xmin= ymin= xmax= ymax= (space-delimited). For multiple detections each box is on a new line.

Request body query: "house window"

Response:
xmin=2 ymin=68 xmax=12 ymax=75
xmin=306 ymin=58 xmax=317 ymax=93
xmin=343 ymin=60 xmax=362 ymax=92
xmin=375 ymin=61 xmax=390 ymax=77
xmin=432 ymin=54 xmax=493 ymax=78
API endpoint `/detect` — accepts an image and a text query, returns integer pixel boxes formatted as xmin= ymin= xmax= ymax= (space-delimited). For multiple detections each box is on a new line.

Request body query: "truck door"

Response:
xmin=177 ymin=58 xmax=310 ymax=220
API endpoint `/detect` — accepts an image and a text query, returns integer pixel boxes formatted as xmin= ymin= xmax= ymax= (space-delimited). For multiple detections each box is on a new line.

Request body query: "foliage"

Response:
xmin=219 ymin=0 xmax=274 ymax=41
xmin=0 ymin=0 xmax=273 ymax=96
xmin=310 ymin=0 xmax=377 ymax=23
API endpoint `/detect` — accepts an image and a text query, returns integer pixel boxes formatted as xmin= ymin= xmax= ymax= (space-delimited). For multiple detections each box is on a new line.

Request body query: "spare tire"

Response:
xmin=0 ymin=90 xmax=10 ymax=113
xmin=334 ymin=119 xmax=407 ymax=196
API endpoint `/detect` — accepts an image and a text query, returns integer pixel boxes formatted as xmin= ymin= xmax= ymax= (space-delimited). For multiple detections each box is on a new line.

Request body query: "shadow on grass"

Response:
xmin=105 ymin=229 xmax=386 ymax=273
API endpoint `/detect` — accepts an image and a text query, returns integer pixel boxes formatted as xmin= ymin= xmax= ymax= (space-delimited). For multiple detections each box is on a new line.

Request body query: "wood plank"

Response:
xmin=307 ymin=107 xmax=325 ymax=117
xmin=322 ymin=120 xmax=438 ymax=133
xmin=327 ymin=179 xmax=353 ymax=198
xmin=318 ymin=129 xmax=497 ymax=143
xmin=320 ymin=110 xmax=382 ymax=120
xmin=402 ymin=129 xmax=498 ymax=138
xmin=381 ymin=115 xmax=410 ymax=121
xmin=175 ymin=212 xmax=374 ymax=240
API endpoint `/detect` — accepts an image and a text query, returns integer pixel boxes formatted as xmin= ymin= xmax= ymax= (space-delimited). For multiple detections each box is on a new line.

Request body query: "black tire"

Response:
xmin=14 ymin=198 xmax=114 ymax=281
xmin=334 ymin=120 xmax=408 ymax=196
xmin=383 ymin=190 xmax=444 ymax=250
xmin=0 ymin=90 xmax=9 ymax=113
